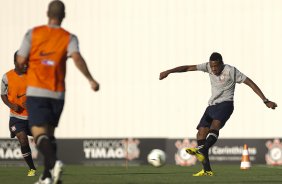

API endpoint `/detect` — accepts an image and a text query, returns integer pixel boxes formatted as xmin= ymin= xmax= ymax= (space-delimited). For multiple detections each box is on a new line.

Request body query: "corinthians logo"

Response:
xmin=175 ymin=139 xmax=197 ymax=166
xmin=122 ymin=138 xmax=140 ymax=161
xmin=265 ymin=138 xmax=282 ymax=166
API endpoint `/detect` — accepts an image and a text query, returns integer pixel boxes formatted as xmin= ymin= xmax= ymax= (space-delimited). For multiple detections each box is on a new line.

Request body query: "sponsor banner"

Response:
xmin=0 ymin=138 xmax=39 ymax=164
xmin=0 ymin=139 xmax=23 ymax=160
xmin=167 ymin=138 xmax=282 ymax=165
xmin=207 ymin=139 xmax=261 ymax=164
xmin=0 ymin=138 xmax=281 ymax=166
xmin=57 ymin=138 xmax=166 ymax=165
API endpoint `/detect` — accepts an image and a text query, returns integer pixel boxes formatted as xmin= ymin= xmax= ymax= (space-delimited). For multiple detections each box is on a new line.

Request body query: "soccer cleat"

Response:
xmin=192 ymin=169 xmax=205 ymax=176
xmin=185 ymin=148 xmax=205 ymax=162
xmin=192 ymin=169 xmax=214 ymax=176
xmin=27 ymin=169 xmax=36 ymax=176
xmin=205 ymin=171 xmax=214 ymax=176
xmin=50 ymin=160 xmax=63 ymax=184
xmin=34 ymin=176 xmax=52 ymax=184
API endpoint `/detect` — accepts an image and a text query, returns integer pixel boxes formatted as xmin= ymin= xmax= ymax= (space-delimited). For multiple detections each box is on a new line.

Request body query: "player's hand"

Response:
xmin=159 ymin=71 xmax=169 ymax=80
xmin=90 ymin=80 xmax=99 ymax=92
xmin=10 ymin=104 xmax=24 ymax=113
xmin=265 ymin=101 xmax=277 ymax=109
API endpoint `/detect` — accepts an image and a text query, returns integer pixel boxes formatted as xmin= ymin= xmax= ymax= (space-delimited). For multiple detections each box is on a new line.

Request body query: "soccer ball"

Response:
xmin=147 ymin=149 xmax=166 ymax=167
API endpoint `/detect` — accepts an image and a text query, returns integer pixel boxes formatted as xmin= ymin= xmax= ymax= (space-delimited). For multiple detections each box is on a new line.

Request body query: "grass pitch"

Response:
xmin=0 ymin=164 xmax=281 ymax=184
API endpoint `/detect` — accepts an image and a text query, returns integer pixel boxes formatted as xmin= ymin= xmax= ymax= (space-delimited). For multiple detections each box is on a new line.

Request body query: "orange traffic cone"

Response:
xmin=240 ymin=144 xmax=251 ymax=170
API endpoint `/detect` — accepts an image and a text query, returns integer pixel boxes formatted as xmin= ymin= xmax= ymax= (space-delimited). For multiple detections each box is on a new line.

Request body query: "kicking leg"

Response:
xmin=198 ymin=120 xmax=221 ymax=173
xmin=189 ymin=126 xmax=215 ymax=176
xmin=196 ymin=127 xmax=209 ymax=149
xmin=186 ymin=127 xmax=208 ymax=162
xmin=196 ymin=127 xmax=213 ymax=172
xmin=200 ymin=120 xmax=221 ymax=152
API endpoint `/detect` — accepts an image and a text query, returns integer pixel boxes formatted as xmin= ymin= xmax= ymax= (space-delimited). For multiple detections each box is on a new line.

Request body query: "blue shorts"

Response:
xmin=197 ymin=101 xmax=234 ymax=129
xmin=9 ymin=117 xmax=32 ymax=138
xmin=26 ymin=96 xmax=64 ymax=127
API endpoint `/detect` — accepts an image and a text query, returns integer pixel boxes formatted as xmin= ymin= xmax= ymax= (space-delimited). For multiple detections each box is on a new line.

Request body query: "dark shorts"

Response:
xmin=9 ymin=117 xmax=32 ymax=138
xmin=197 ymin=101 xmax=234 ymax=129
xmin=26 ymin=96 xmax=64 ymax=127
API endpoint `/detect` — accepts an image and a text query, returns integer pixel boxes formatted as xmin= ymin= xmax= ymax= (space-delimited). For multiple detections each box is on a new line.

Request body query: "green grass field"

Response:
xmin=1 ymin=164 xmax=281 ymax=184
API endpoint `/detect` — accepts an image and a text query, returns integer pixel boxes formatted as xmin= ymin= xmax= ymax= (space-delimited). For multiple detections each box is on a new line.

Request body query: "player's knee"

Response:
xmin=211 ymin=120 xmax=222 ymax=130
xmin=16 ymin=133 xmax=29 ymax=146
xmin=197 ymin=130 xmax=208 ymax=139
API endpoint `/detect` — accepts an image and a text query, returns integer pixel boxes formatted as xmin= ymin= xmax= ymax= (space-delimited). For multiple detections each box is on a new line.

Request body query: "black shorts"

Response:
xmin=26 ymin=96 xmax=64 ymax=127
xmin=197 ymin=101 xmax=234 ymax=129
xmin=9 ymin=117 xmax=32 ymax=138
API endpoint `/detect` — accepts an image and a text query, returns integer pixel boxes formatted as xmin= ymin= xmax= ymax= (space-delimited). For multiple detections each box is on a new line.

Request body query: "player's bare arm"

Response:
xmin=71 ymin=52 xmax=100 ymax=91
xmin=16 ymin=55 xmax=28 ymax=71
xmin=159 ymin=65 xmax=197 ymax=80
xmin=1 ymin=95 xmax=23 ymax=112
xmin=243 ymin=77 xmax=277 ymax=109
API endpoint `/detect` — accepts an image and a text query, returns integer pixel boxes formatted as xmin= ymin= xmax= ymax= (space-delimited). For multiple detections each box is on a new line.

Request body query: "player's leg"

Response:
xmin=188 ymin=127 xmax=215 ymax=176
xmin=27 ymin=97 xmax=57 ymax=182
xmin=15 ymin=130 xmax=36 ymax=176
xmin=186 ymin=106 xmax=211 ymax=162
xmin=196 ymin=120 xmax=221 ymax=174
xmin=48 ymin=98 xmax=64 ymax=184
xmin=47 ymin=123 xmax=57 ymax=154
xmin=198 ymin=101 xmax=234 ymax=175
xmin=200 ymin=101 xmax=234 ymax=153
xmin=32 ymin=125 xmax=57 ymax=180
xmin=196 ymin=127 xmax=209 ymax=149
xmin=186 ymin=106 xmax=216 ymax=176
xmin=49 ymin=135 xmax=57 ymax=154
xmin=200 ymin=120 xmax=221 ymax=153
xmin=34 ymin=98 xmax=64 ymax=184
xmin=196 ymin=127 xmax=213 ymax=173
xmin=9 ymin=117 xmax=36 ymax=176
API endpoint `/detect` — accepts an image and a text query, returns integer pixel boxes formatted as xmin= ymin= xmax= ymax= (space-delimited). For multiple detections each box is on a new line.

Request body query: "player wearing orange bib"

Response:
xmin=1 ymin=51 xmax=36 ymax=177
xmin=17 ymin=1 xmax=99 ymax=184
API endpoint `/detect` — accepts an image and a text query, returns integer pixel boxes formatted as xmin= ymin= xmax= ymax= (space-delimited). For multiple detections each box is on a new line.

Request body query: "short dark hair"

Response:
xmin=47 ymin=0 xmax=65 ymax=20
xmin=209 ymin=52 xmax=223 ymax=63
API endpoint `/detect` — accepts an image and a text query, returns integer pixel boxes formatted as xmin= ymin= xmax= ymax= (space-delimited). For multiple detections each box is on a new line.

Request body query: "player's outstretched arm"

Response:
xmin=243 ymin=77 xmax=277 ymax=109
xmin=159 ymin=65 xmax=197 ymax=80
xmin=71 ymin=52 xmax=99 ymax=92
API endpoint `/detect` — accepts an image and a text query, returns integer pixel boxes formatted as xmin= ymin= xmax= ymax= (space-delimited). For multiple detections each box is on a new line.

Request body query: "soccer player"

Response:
xmin=1 ymin=51 xmax=36 ymax=177
xmin=16 ymin=0 xmax=99 ymax=183
xmin=159 ymin=52 xmax=277 ymax=176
